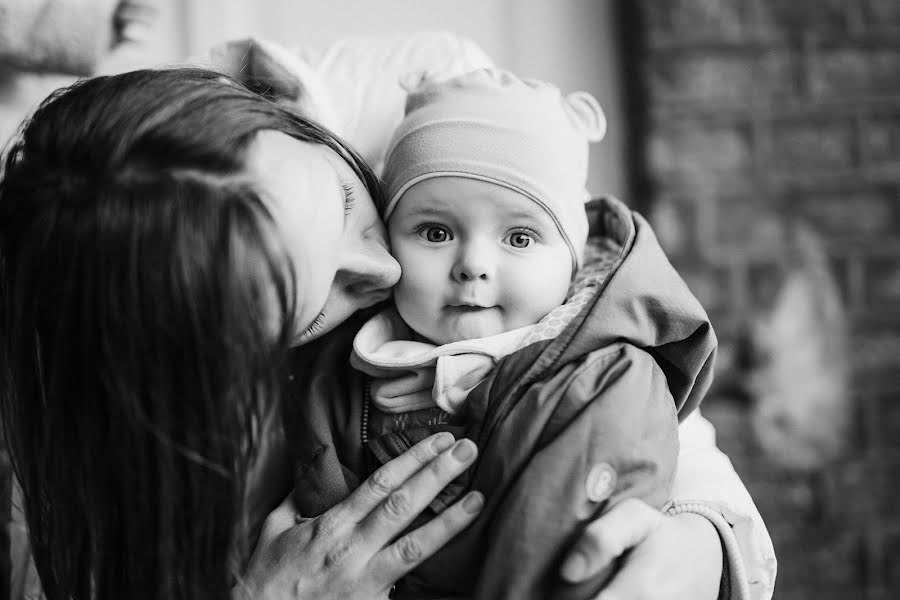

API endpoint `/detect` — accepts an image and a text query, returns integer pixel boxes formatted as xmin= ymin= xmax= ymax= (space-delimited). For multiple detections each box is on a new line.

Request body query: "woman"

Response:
xmin=0 ymin=69 xmax=770 ymax=599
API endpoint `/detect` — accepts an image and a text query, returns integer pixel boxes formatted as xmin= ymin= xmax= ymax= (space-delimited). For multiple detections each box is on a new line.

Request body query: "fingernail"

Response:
xmin=451 ymin=439 xmax=476 ymax=462
xmin=430 ymin=432 xmax=455 ymax=452
xmin=561 ymin=552 xmax=587 ymax=582
xmin=462 ymin=491 xmax=484 ymax=514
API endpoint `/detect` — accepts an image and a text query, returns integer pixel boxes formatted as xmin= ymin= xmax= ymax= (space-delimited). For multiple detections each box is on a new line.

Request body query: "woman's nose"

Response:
xmin=337 ymin=232 xmax=401 ymax=296
xmin=451 ymin=244 xmax=493 ymax=283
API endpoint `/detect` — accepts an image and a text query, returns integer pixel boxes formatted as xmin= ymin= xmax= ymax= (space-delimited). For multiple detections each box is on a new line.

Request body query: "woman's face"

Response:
xmin=246 ymin=131 xmax=400 ymax=345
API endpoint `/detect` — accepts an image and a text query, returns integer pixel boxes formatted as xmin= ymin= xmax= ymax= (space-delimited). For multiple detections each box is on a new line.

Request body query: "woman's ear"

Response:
xmin=564 ymin=91 xmax=606 ymax=142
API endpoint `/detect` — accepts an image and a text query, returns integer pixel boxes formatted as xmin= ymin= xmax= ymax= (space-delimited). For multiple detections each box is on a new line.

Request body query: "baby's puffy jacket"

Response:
xmin=285 ymin=196 xmax=717 ymax=600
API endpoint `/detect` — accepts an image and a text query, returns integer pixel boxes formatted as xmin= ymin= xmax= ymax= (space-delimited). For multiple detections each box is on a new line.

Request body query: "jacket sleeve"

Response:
xmin=470 ymin=345 xmax=680 ymax=600
xmin=668 ymin=411 xmax=777 ymax=600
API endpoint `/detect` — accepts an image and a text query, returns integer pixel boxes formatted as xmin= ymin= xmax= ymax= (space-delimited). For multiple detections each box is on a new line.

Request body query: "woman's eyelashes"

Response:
xmin=300 ymin=310 xmax=327 ymax=339
xmin=341 ymin=181 xmax=357 ymax=215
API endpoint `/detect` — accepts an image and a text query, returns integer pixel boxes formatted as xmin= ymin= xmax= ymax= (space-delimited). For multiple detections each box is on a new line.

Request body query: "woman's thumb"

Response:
xmin=560 ymin=498 xmax=662 ymax=583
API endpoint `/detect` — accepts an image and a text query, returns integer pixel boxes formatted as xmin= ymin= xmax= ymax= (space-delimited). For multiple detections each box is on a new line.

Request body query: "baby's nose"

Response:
xmin=451 ymin=245 xmax=493 ymax=282
xmin=454 ymin=266 xmax=488 ymax=282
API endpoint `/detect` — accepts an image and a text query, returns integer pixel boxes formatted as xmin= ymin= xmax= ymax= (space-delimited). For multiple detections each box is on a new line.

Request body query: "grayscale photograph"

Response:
xmin=1 ymin=1 xmax=898 ymax=599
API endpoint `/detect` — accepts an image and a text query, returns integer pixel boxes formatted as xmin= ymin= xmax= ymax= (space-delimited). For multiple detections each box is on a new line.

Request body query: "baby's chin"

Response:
xmin=418 ymin=309 xmax=509 ymax=345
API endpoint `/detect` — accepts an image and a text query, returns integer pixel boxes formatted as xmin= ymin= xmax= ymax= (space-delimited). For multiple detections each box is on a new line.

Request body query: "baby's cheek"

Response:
xmin=508 ymin=258 xmax=570 ymax=323
xmin=393 ymin=268 xmax=437 ymax=327
xmin=394 ymin=259 xmax=434 ymax=300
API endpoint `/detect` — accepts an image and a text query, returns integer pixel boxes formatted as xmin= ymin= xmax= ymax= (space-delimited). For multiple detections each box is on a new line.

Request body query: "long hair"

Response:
xmin=0 ymin=68 xmax=381 ymax=599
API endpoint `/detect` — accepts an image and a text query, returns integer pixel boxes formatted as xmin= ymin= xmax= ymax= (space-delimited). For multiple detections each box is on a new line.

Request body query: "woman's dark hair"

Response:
xmin=0 ymin=68 xmax=381 ymax=599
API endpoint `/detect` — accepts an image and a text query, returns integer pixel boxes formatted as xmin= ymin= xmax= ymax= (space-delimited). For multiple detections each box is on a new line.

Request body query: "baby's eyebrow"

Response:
xmin=398 ymin=205 xmax=450 ymax=218
xmin=503 ymin=209 xmax=545 ymax=222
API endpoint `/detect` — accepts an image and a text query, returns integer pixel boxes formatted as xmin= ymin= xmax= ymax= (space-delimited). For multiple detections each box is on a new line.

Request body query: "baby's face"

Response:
xmin=388 ymin=177 xmax=572 ymax=345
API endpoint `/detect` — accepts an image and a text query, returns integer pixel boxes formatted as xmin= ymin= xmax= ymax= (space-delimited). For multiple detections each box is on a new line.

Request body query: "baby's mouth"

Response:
xmin=446 ymin=304 xmax=498 ymax=313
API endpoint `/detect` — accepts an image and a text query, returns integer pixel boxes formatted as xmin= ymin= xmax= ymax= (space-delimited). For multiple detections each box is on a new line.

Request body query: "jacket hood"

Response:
xmin=552 ymin=196 xmax=717 ymax=417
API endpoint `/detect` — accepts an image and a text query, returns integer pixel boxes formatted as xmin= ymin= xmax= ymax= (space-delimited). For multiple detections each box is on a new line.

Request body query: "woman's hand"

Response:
xmin=561 ymin=499 xmax=723 ymax=600
xmin=236 ymin=432 xmax=483 ymax=600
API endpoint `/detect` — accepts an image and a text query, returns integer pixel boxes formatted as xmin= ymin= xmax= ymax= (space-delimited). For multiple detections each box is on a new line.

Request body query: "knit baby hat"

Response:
xmin=381 ymin=68 xmax=606 ymax=269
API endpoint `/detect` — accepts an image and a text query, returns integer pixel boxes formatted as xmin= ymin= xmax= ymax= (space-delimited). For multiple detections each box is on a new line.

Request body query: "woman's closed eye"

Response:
xmin=300 ymin=310 xmax=327 ymax=340
xmin=341 ymin=181 xmax=357 ymax=216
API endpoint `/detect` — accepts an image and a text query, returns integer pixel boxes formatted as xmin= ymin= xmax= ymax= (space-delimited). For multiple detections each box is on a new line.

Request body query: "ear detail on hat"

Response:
xmin=564 ymin=91 xmax=606 ymax=142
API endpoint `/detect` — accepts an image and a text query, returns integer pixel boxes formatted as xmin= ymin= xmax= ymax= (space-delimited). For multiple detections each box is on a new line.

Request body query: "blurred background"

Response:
xmin=2 ymin=1 xmax=899 ymax=598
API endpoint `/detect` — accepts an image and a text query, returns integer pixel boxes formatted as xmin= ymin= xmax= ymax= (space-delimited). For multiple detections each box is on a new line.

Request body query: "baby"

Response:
xmin=352 ymin=68 xmax=604 ymax=419
xmin=287 ymin=68 xmax=717 ymax=600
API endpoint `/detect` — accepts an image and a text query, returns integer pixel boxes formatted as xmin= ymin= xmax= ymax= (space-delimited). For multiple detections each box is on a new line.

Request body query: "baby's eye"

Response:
xmin=418 ymin=225 xmax=453 ymax=243
xmin=506 ymin=231 xmax=535 ymax=248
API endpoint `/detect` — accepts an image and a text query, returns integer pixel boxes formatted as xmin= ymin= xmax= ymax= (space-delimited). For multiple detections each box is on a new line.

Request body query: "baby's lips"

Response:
xmin=445 ymin=296 xmax=498 ymax=308
xmin=445 ymin=304 xmax=498 ymax=313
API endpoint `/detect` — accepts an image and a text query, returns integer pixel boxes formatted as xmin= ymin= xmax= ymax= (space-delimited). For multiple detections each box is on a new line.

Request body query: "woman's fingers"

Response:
xmin=560 ymin=498 xmax=663 ymax=583
xmin=593 ymin=512 xmax=722 ymax=600
xmin=373 ymin=490 xmax=484 ymax=583
xmin=242 ymin=434 xmax=482 ymax=599
xmin=336 ymin=432 xmax=457 ymax=523
xmin=358 ymin=438 xmax=479 ymax=548
xmin=314 ymin=433 xmax=481 ymax=592
xmin=257 ymin=494 xmax=300 ymax=548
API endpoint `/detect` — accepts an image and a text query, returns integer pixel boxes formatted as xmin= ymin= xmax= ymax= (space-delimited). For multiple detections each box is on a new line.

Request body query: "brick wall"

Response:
xmin=628 ymin=1 xmax=900 ymax=598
